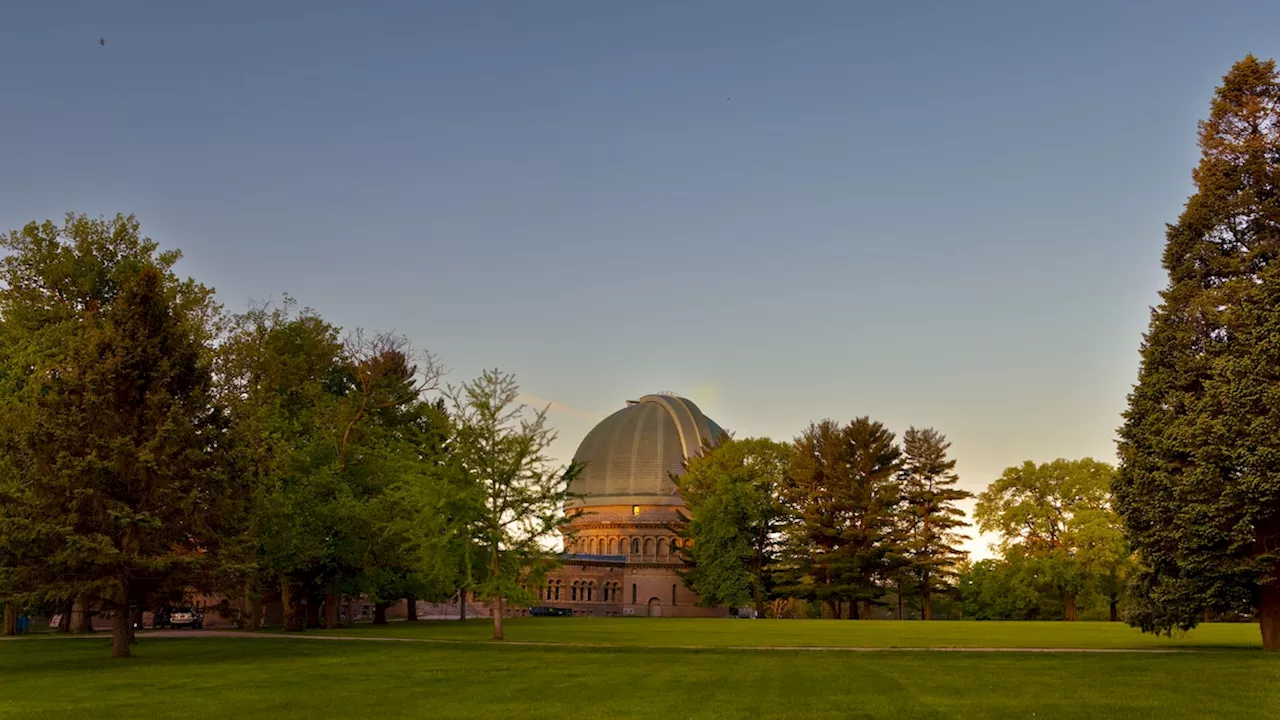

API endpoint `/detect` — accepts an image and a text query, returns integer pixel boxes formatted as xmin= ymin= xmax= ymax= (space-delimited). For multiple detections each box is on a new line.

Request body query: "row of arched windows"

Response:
xmin=601 ymin=581 xmax=622 ymax=602
xmin=539 ymin=579 xmax=624 ymax=603
xmin=571 ymin=580 xmax=594 ymax=602
xmin=542 ymin=579 xmax=562 ymax=601
xmin=569 ymin=536 xmax=692 ymax=557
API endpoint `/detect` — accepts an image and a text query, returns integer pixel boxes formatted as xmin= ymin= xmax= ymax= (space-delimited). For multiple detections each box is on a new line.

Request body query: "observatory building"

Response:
xmin=539 ymin=393 xmax=728 ymax=617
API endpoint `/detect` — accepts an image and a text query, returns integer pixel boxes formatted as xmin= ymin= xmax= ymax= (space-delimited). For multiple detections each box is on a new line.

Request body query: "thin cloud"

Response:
xmin=520 ymin=394 xmax=602 ymax=422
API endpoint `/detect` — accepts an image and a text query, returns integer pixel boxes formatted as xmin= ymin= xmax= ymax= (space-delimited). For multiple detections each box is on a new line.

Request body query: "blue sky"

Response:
xmin=3 ymin=1 xmax=1277 ymax=556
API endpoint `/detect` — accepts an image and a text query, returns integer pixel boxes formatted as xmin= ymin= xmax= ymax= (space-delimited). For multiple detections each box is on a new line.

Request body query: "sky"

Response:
xmin=3 ymin=1 xmax=1278 ymax=558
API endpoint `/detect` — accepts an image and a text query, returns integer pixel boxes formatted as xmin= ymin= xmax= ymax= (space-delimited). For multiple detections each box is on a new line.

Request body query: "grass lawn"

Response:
xmin=312 ymin=616 xmax=1265 ymax=650
xmin=0 ymin=621 xmax=1276 ymax=719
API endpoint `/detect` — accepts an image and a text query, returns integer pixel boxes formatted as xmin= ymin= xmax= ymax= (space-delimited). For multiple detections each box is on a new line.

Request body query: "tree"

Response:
xmin=975 ymin=459 xmax=1121 ymax=621
xmin=445 ymin=370 xmax=580 ymax=640
xmin=0 ymin=214 xmax=227 ymax=658
xmin=675 ymin=437 xmax=790 ymax=616
xmin=1114 ymin=55 xmax=1280 ymax=651
xmin=898 ymin=427 xmax=972 ymax=619
xmin=780 ymin=418 xmax=903 ymax=619
xmin=214 ymin=300 xmax=348 ymax=631
xmin=957 ymin=558 xmax=1043 ymax=620
xmin=217 ymin=302 xmax=450 ymax=633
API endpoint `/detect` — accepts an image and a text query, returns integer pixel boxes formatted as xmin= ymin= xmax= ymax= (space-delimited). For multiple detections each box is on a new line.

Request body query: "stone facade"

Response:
xmin=533 ymin=394 xmax=730 ymax=618
xmin=534 ymin=503 xmax=722 ymax=617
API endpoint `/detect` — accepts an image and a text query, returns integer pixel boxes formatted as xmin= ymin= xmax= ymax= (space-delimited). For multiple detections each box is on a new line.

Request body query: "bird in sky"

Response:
xmin=99 ymin=38 xmax=104 ymax=46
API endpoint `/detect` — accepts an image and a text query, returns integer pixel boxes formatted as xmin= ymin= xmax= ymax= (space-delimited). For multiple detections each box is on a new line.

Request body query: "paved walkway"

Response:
xmin=110 ymin=629 xmax=1189 ymax=653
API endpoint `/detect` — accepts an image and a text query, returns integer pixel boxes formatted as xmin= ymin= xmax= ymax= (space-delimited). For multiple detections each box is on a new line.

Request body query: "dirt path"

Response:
xmin=111 ymin=629 xmax=1192 ymax=653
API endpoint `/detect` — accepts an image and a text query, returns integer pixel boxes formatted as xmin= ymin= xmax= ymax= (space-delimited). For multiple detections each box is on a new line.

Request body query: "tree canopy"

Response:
xmin=1114 ymin=54 xmax=1280 ymax=651
xmin=675 ymin=436 xmax=791 ymax=616
xmin=976 ymin=458 xmax=1128 ymax=622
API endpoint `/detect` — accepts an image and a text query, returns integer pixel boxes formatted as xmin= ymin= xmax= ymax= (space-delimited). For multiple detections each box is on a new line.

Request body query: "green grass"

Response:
xmin=1 ymin=621 xmax=1277 ymax=719
xmin=312 ymin=616 xmax=1264 ymax=650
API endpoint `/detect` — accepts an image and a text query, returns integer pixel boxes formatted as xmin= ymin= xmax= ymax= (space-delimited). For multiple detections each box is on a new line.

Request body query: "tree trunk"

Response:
xmin=1109 ymin=596 xmax=1119 ymax=623
xmin=1064 ymin=593 xmax=1079 ymax=622
xmin=127 ymin=606 xmax=139 ymax=644
xmin=1260 ymin=569 xmax=1280 ymax=652
xmin=324 ymin=592 xmax=341 ymax=628
xmin=897 ymin=578 xmax=904 ymax=620
xmin=57 ymin=598 xmax=72 ymax=633
xmin=826 ymin=599 xmax=839 ymax=620
xmin=305 ymin=591 xmax=322 ymax=628
xmin=2 ymin=603 xmax=16 ymax=636
xmin=373 ymin=601 xmax=391 ymax=625
xmin=111 ymin=603 xmax=131 ymax=659
xmin=459 ymin=590 xmax=467 ymax=621
xmin=282 ymin=577 xmax=306 ymax=633
xmin=492 ymin=595 xmax=504 ymax=640
xmin=242 ymin=585 xmax=262 ymax=632
xmin=73 ymin=596 xmax=94 ymax=633
xmin=405 ymin=595 xmax=418 ymax=622
xmin=923 ymin=582 xmax=933 ymax=621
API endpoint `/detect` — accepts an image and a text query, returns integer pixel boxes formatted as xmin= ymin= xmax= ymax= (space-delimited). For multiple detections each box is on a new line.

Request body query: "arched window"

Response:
xmin=587 ymin=582 xmax=594 ymax=602
xmin=588 ymin=538 xmax=596 ymax=554
xmin=607 ymin=538 xmax=615 ymax=554
xmin=670 ymin=538 xmax=679 ymax=554
xmin=631 ymin=538 xmax=640 ymax=554
xmin=657 ymin=540 xmax=667 ymax=557
xmin=572 ymin=581 xmax=580 ymax=601
xmin=644 ymin=538 xmax=654 ymax=556
xmin=554 ymin=580 xmax=561 ymax=600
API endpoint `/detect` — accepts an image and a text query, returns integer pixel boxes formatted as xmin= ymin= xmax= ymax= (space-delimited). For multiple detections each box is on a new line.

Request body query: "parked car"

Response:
xmin=154 ymin=606 xmax=203 ymax=630
xmin=529 ymin=606 xmax=573 ymax=617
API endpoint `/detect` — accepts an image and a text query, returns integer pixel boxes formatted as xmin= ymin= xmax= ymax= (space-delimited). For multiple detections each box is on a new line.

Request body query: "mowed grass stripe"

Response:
xmin=1 ymin=636 xmax=1277 ymax=720
xmin=309 ymin=617 xmax=1264 ymax=650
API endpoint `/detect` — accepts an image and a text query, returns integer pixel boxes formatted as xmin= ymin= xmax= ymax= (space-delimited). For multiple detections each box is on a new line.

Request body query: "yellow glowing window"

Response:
xmin=632 ymin=505 xmax=640 ymax=516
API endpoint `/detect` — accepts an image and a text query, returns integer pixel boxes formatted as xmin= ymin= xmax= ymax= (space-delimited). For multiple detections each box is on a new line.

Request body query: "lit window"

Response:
xmin=632 ymin=505 xmax=640 ymax=516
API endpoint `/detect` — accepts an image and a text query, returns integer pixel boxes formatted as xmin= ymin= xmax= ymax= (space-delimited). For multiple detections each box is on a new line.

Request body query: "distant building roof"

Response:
xmin=566 ymin=394 xmax=725 ymax=509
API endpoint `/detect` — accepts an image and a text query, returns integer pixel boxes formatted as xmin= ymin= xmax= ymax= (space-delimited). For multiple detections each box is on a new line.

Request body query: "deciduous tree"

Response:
xmin=975 ymin=458 xmax=1119 ymax=621
xmin=445 ymin=370 xmax=580 ymax=640
xmin=675 ymin=437 xmax=790 ymax=616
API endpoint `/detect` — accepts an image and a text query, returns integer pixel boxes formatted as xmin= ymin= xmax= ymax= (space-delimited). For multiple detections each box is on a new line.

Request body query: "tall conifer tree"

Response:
xmin=782 ymin=418 xmax=902 ymax=619
xmin=1114 ymin=56 xmax=1280 ymax=650
xmin=898 ymin=427 xmax=971 ymax=619
xmin=0 ymin=214 xmax=225 ymax=658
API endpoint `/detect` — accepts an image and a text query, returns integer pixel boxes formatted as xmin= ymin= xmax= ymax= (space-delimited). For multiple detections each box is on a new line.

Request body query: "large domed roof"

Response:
xmin=567 ymin=394 xmax=725 ymax=508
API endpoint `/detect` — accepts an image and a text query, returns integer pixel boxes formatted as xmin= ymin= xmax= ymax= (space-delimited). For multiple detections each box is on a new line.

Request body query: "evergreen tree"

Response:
xmin=781 ymin=418 xmax=903 ymax=619
xmin=0 ymin=214 xmax=226 ymax=658
xmin=898 ymin=427 xmax=971 ymax=619
xmin=1114 ymin=55 xmax=1280 ymax=650
xmin=674 ymin=436 xmax=791 ymax=616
